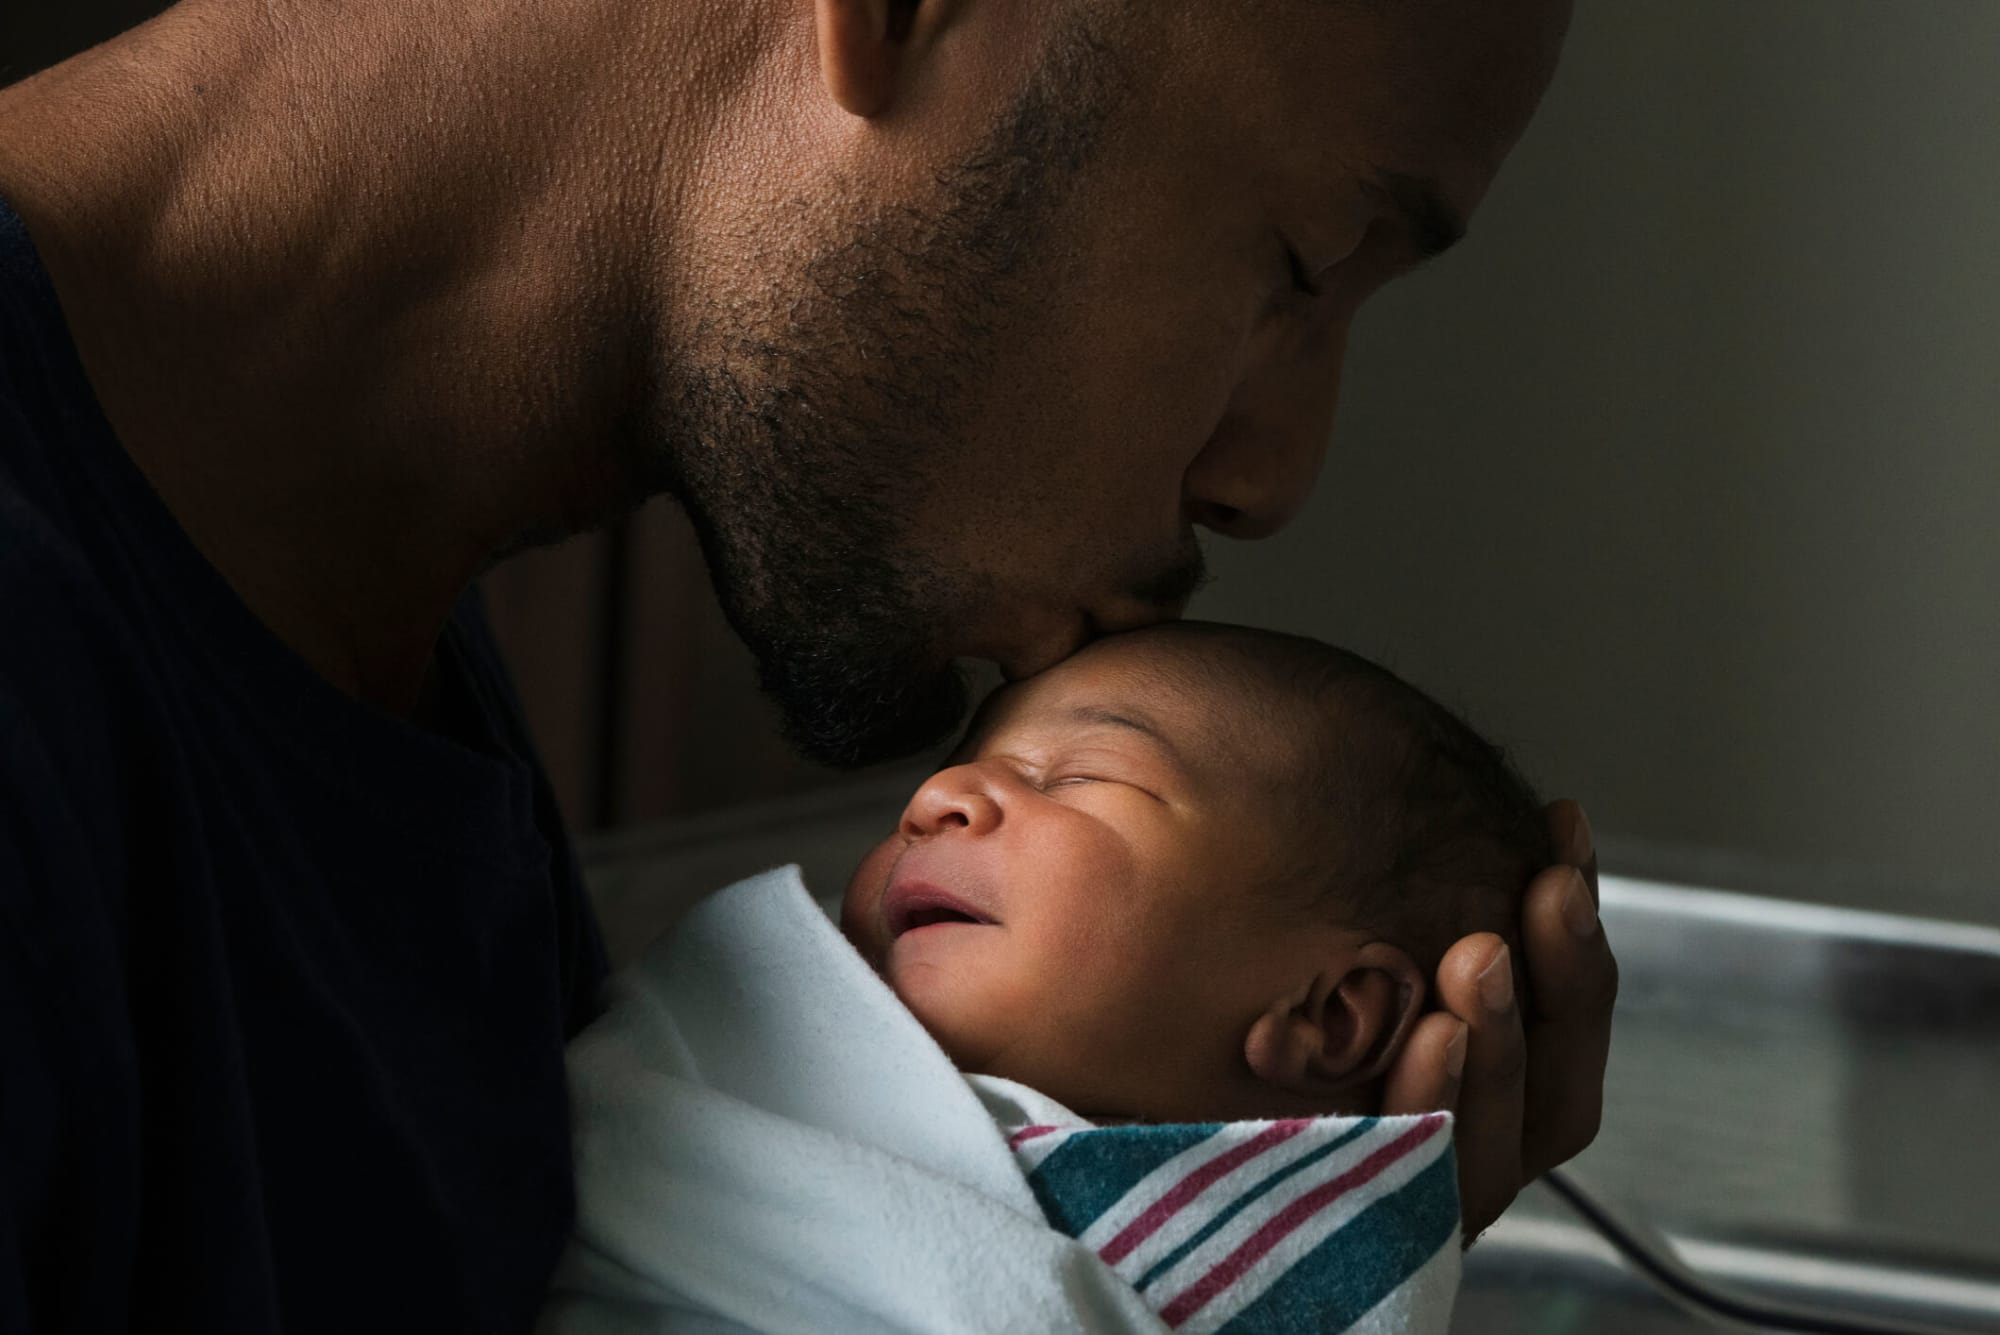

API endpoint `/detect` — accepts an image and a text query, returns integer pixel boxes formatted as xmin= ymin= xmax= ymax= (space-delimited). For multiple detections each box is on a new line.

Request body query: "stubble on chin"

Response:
xmin=640 ymin=17 xmax=1127 ymax=767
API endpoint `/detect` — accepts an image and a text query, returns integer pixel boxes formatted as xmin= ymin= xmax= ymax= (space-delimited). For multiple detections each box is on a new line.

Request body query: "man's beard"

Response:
xmin=646 ymin=27 xmax=1125 ymax=769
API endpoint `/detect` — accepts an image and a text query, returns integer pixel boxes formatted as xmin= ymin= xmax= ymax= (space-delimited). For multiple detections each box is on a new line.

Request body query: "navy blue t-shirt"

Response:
xmin=0 ymin=201 xmax=608 ymax=1331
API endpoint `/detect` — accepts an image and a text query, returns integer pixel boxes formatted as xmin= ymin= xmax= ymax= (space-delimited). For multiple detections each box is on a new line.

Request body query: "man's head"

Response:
xmin=0 ymin=0 xmax=1569 ymax=732
xmin=838 ymin=621 xmax=1548 ymax=1123
xmin=631 ymin=0 xmax=1573 ymax=765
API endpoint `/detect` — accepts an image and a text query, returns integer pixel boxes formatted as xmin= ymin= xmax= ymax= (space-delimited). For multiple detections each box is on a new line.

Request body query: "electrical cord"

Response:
xmin=1540 ymin=1169 xmax=1978 ymax=1335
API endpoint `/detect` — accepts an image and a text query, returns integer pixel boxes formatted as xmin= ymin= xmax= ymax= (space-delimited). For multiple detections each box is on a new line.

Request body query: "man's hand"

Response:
xmin=1379 ymin=800 xmax=1618 ymax=1241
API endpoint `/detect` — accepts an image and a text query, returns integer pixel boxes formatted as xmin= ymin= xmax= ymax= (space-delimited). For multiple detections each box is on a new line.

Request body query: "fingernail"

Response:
xmin=1477 ymin=944 xmax=1514 ymax=1013
xmin=1562 ymin=869 xmax=1600 ymax=938
xmin=1444 ymin=1023 xmax=1468 ymax=1080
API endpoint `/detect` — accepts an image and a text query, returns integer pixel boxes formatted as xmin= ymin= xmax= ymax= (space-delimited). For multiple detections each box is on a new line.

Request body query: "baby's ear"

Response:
xmin=1243 ymin=944 xmax=1427 ymax=1099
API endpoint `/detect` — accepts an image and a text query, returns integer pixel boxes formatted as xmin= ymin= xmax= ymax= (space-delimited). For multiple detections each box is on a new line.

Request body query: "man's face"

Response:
xmin=838 ymin=632 xmax=1330 ymax=1122
xmin=654 ymin=0 xmax=1571 ymax=766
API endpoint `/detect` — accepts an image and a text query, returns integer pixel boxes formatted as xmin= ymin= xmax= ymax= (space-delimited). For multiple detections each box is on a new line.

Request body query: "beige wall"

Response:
xmin=1195 ymin=3 xmax=2000 ymax=922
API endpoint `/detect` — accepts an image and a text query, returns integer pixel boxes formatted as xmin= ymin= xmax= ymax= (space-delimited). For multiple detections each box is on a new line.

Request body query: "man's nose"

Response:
xmin=1182 ymin=328 xmax=1348 ymax=540
xmin=898 ymin=764 xmax=1005 ymax=839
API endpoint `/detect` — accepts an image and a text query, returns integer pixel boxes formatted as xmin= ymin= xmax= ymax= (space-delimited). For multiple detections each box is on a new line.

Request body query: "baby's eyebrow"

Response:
xmin=1063 ymin=704 xmax=1185 ymax=768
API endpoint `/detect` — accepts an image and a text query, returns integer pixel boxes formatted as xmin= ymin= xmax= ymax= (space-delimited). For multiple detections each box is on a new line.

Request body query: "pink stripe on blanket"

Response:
xmin=1157 ymin=1114 xmax=1448 ymax=1328
xmin=1007 ymin=1124 xmax=1061 ymax=1150
xmin=1097 ymin=1121 xmax=1313 ymax=1266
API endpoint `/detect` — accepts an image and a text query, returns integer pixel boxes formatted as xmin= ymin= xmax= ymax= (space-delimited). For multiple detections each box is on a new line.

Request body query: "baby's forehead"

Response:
xmin=967 ymin=635 xmax=1312 ymax=773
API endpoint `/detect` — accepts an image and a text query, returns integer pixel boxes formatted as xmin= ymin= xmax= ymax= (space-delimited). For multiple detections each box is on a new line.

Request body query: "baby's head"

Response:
xmin=840 ymin=621 xmax=1547 ymax=1123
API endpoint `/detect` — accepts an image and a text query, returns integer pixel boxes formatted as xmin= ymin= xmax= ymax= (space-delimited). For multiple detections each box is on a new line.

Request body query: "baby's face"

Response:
xmin=841 ymin=635 xmax=1343 ymax=1122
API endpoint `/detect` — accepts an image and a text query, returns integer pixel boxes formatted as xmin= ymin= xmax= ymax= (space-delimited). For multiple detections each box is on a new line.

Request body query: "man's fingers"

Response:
xmin=1414 ymin=803 xmax=1609 ymax=1240
xmin=1519 ymin=863 xmax=1619 ymax=1180
xmin=1381 ymin=1012 xmax=1467 ymax=1117
xmin=1545 ymin=799 xmax=1598 ymax=904
xmin=1434 ymin=932 xmax=1528 ymax=1238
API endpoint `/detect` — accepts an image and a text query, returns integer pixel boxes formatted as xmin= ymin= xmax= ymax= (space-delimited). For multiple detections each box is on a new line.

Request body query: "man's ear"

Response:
xmin=1243 ymin=943 xmax=1427 ymax=1099
xmin=815 ymin=0 xmax=937 ymax=118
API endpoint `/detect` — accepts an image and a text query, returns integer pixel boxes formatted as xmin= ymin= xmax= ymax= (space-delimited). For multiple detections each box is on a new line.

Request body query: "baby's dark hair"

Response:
xmin=1140 ymin=622 xmax=1549 ymax=1001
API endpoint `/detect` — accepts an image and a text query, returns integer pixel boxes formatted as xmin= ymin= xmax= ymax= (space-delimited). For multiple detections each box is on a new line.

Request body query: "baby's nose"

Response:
xmin=899 ymin=766 xmax=1004 ymax=839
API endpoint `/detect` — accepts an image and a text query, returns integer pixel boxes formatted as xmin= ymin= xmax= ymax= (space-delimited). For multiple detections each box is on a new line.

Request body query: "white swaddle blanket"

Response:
xmin=540 ymin=867 xmax=1460 ymax=1335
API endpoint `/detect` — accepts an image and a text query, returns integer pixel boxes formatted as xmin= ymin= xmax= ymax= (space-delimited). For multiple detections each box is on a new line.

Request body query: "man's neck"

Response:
xmin=0 ymin=0 xmax=735 ymax=713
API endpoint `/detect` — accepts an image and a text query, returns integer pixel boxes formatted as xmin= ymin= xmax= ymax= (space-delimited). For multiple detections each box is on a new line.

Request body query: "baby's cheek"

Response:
xmin=837 ymin=838 xmax=901 ymax=950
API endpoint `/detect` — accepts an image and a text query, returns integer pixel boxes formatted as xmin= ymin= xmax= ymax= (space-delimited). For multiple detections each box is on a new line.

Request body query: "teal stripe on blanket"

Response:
xmin=1028 ymin=1123 xmax=1224 ymax=1237
xmin=1222 ymin=1152 xmax=1458 ymax=1334
xmin=1134 ymin=1119 xmax=1379 ymax=1294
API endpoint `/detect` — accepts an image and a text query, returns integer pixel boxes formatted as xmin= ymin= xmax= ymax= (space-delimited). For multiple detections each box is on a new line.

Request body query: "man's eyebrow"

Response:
xmin=1366 ymin=170 xmax=1468 ymax=264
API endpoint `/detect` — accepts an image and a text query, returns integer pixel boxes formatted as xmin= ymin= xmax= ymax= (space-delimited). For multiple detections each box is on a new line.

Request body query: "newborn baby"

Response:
xmin=545 ymin=621 xmax=1549 ymax=1335
xmin=840 ymin=619 xmax=1544 ymax=1127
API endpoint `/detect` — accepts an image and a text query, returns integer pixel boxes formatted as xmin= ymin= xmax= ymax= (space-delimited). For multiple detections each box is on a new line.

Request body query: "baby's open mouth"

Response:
xmin=884 ymin=883 xmax=997 ymax=938
xmin=903 ymin=906 xmax=983 ymax=930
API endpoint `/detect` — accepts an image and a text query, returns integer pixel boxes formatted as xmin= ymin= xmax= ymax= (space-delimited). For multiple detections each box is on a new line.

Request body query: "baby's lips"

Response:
xmin=881 ymin=877 xmax=999 ymax=938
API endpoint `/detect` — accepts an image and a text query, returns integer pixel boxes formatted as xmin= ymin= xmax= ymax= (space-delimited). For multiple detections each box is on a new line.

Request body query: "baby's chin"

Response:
xmin=899 ymin=994 xmax=988 ymax=1060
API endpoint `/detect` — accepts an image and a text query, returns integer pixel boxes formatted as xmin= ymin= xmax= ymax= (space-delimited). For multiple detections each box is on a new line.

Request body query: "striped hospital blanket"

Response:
xmin=1002 ymin=1110 xmax=1460 ymax=1334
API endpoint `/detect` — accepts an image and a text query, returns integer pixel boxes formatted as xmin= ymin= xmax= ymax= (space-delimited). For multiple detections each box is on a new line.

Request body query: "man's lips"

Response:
xmin=996 ymin=613 xmax=1092 ymax=683
xmin=882 ymin=880 xmax=998 ymax=938
xmin=994 ymin=595 xmax=1184 ymax=682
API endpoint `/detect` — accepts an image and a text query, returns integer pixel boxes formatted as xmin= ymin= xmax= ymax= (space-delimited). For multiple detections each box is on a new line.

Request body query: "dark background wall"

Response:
xmin=1193 ymin=3 xmax=2000 ymax=923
